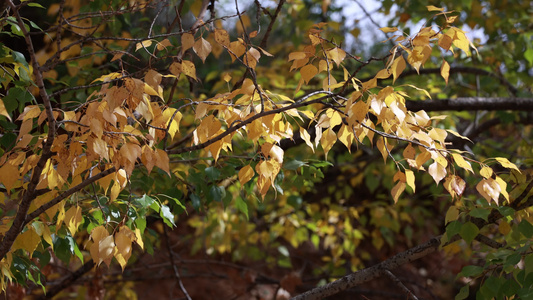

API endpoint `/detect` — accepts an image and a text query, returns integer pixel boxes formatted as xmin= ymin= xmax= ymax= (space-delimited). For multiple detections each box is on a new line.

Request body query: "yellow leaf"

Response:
xmin=92 ymin=137 xmax=109 ymax=161
xmin=337 ymin=124 xmax=353 ymax=151
xmin=380 ymin=27 xmax=398 ymax=33
xmin=428 ymin=161 xmax=446 ymax=184
xmin=109 ymin=181 xmax=121 ymax=202
xmin=98 ymin=235 xmax=115 ymax=267
xmin=141 ymin=145 xmax=155 ymax=174
xmin=320 ymin=128 xmax=336 ymax=159
xmin=91 ymin=72 xmax=122 ymax=84
xmin=376 ymin=137 xmax=389 ymax=163
xmin=156 ymin=38 xmax=172 ymax=50
xmin=391 ymin=181 xmax=406 ymax=203
xmin=391 ymin=56 xmax=406 ymax=84
xmin=0 ymin=163 xmax=20 ymax=192
xmin=476 ymin=178 xmax=501 ymax=205
xmin=309 ymin=34 xmax=321 ymax=45
xmin=494 ymin=157 xmax=521 ymax=173
xmin=446 ymin=129 xmax=472 ymax=143
xmin=403 ymin=143 xmax=416 ymax=160
xmin=169 ymin=62 xmax=182 ymax=77
xmin=228 ymin=40 xmax=246 ymax=62
xmin=452 ymin=29 xmax=471 ymax=56
xmin=134 ymin=228 xmax=144 ymax=250
xmin=480 ymin=166 xmax=493 ymax=179
xmin=214 ymin=29 xmax=230 ymax=47
xmin=238 ymin=165 xmax=255 ymax=185
xmin=181 ymin=60 xmax=197 ymax=80
xmin=495 ymin=176 xmax=509 ymax=202
xmin=300 ymin=64 xmax=318 ymax=84
xmin=115 ymin=228 xmax=133 ymax=271
xmin=135 ymin=40 xmax=152 ymax=51
xmin=269 ymin=144 xmax=284 ymax=164
xmin=326 ymin=47 xmax=346 ymax=67
xmin=18 ymin=105 xmax=41 ymax=121
xmin=300 ymin=127 xmax=314 ymax=152
xmin=426 ymin=5 xmax=444 ymax=11
xmin=441 ymin=59 xmax=450 ymax=85
xmin=154 ymin=148 xmax=170 ymax=175
xmin=13 ymin=227 xmax=40 ymax=258
xmin=451 ymin=175 xmax=466 ymax=197
xmin=439 ymin=32 xmax=453 ymax=51
xmin=445 ymin=205 xmax=459 ymax=223
xmin=0 ymin=99 xmax=12 ymax=121
xmin=64 ymin=206 xmax=83 ymax=236
xmin=452 ymin=153 xmax=473 ymax=173
xmin=181 ymin=33 xmax=195 ymax=53
xmin=193 ymin=37 xmax=212 ymax=62
xmin=405 ymin=169 xmax=415 ymax=192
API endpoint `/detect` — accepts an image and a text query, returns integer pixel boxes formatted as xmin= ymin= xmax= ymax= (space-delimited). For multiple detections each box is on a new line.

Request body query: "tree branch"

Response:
xmin=406 ymin=97 xmax=533 ymax=112
xmin=23 ymin=167 xmax=117 ymax=226
xmin=0 ymin=0 xmax=57 ymax=261
xmin=383 ymin=270 xmax=419 ymax=300
xmin=39 ymin=259 xmax=95 ymax=300
xmin=291 ymin=236 xmax=441 ymax=300
xmin=293 ymin=181 xmax=533 ymax=300
xmin=401 ymin=66 xmax=519 ymax=96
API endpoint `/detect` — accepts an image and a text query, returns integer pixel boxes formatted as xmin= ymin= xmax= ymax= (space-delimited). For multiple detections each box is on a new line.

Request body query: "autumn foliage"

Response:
xmin=0 ymin=0 xmax=532 ymax=299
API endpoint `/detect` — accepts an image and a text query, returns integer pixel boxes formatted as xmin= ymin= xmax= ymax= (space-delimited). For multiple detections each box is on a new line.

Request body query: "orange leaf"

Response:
xmin=391 ymin=181 xmax=406 ymax=203
xmin=193 ymin=37 xmax=212 ymax=62
xmin=214 ymin=29 xmax=230 ymax=47
xmin=181 ymin=33 xmax=195 ymax=53
xmin=300 ymin=64 xmax=318 ymax=84
xmin=238 ymin=165 xmax=255 ymax=185
xmin=181 ymin=60 xmax=197 ymax=80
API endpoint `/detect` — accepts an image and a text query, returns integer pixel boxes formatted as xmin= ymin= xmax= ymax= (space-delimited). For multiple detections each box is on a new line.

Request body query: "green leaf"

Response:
xmin=235 ymin=197 xmax=248 ymax=220
xmin=208 ymin=185 xmax=225 ymax=202
xmin=455 ymin=285 xmax=469 ymax=300
xmin=446 ymin=220 xmax=462 ymax=238
xmin=284 ymin=159 xmax=308 ymax=170
xmin=159 ymin=194 xmax=187 ymax=214
xmin=159 ymin=204 xmax=175 ymax=227
xmin=469 ymin=208 xmax=490 ymax=221
xmin=525 ymin=48 xmax=533 ymax=66
xmin=459 ymin=265 xmax=484 ymax=277
xmin=459 ymin=221 xmax=479 ymax=244
xmin=498 ymin=206 xmax=515 ymax=218
xmin=205 ymin=167 xmax=220 ymax=181
xmin=190 ymin=193 xmax=201 ymax=211
xmin=27 ymin=3 xmax=45 ymax=9
xmin=135 ymin=194 xmax=155 ymax=209
xmin=500 ymin=279 xmax=520 ymax=297
xmin=135 ymin=217 xmax=147 ymax=233
xmin=66 ymin=235 xmax=84 ymax=263
xmin=518 ymin=220 xmax=533 ymax=238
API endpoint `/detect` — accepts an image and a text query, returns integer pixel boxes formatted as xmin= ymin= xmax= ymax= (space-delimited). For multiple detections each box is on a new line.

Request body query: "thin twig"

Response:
xmin=383 ymin=270 xmax=420 ymax=300
xmin=163 ymin=225 xmax=192 ymax=300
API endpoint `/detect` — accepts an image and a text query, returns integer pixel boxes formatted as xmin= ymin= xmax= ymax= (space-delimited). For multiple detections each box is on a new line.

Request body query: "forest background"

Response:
xmin=0 ymin=0 xmax=532 ymax=299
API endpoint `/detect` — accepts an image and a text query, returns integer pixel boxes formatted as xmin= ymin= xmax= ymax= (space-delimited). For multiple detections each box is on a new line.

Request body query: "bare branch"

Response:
xmin=24 ymin=167 xmax=117 ymax=226
xmin=383 ymin=270 xmax=419 ymax=300
xmin=290 ymin=236 xmax=441 ymax=300
xmin=406 ymin=97 xmax=533 ymax=112
xmin=163 ymin=225 xmax=191 ymax=300
xmin=0 ymin=0 xmax=58 ymax=261
xmin=258 ymin=0 xmax=286 ymax=49
xmin=401 ymin=66 xmax=519 ymax=96
xmin=39 ymin=260 xmax=96 ymax=300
